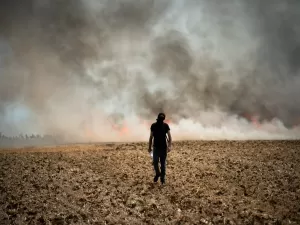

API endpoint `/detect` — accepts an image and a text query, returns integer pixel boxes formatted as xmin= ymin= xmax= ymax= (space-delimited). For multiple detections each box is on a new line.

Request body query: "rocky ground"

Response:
xmin=0 ymin=140 xmax=299 ymax=225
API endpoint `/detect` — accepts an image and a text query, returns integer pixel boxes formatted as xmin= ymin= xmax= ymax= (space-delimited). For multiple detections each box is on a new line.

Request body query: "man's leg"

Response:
xmin=160 ymin=150 xmax=167 ymax=184
xmin=153 ymin=147 xmax=160 ymax=182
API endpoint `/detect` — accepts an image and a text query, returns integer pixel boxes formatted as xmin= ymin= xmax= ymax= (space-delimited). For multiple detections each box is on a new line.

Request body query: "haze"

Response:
xmin=0 ymin=0 xmax=299 ymax=142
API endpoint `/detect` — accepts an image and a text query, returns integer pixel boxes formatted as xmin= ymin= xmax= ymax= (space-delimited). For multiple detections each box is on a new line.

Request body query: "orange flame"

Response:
xmin=84 ymin=127 xmax=98 ymax=140
xmin=111 ymin=122 xmax=130 ymax=136
xmin=120 ymin=123 xmax=129 ymax=135
xmin=165 ymin=119 xmax=172 ymax=124
xmin=250 ymin=116 xmax=261 ymax=128
xmin=243 ymin=113 xmax=261 ymax=128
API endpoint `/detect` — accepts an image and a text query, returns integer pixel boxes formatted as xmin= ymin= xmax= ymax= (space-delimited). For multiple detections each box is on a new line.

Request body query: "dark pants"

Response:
xmin=153 ymin=147 xmax=167 ymax=181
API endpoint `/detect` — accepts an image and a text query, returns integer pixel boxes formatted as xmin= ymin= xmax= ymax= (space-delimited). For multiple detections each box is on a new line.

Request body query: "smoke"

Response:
xmin=0 ymin=0 xmax=299 ymax=142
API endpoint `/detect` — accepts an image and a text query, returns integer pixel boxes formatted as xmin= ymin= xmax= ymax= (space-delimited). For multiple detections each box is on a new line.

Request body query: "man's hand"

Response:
xmin=167 ymin=146 xmax=171 ymax=152
xmin=148 ymin=147 xmax=152 ymax=153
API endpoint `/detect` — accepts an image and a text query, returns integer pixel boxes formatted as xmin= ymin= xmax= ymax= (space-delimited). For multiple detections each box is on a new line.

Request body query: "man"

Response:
xmin=148 ymin=112 xmax=172 ymax=185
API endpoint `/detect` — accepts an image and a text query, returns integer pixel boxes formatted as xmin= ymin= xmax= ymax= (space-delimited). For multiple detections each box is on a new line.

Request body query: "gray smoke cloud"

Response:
xmin=0 ymin=0 xmax=299 ymax=141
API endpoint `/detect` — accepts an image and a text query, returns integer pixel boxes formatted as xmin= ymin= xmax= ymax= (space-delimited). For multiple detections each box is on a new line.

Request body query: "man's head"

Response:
xmin=156 ymin=112 xmax=166 ymax=122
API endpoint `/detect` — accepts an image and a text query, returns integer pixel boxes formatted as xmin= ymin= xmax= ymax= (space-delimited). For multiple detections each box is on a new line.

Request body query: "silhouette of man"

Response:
xmin=148 ymin=113 xmax=172 ymax=184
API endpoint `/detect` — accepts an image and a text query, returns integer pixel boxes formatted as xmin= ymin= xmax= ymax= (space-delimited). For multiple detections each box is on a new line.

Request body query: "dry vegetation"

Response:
xmin=0 ymin=140 xmax=300 ymax=225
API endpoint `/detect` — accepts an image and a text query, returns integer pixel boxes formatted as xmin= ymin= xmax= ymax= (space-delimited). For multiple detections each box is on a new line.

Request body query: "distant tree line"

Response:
xmin=0 ymin=132 xmax=65 ymax=148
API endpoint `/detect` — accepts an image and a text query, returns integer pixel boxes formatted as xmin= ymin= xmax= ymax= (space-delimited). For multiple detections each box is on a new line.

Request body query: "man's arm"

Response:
xmin=167 ymin=130 xmax=172 ymax=151
xmin=148 ymin=131 xmax=153 ymax=152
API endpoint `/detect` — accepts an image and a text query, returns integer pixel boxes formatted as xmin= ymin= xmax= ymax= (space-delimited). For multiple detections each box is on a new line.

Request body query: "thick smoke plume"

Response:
xmin=0 ymin=0 xmax=299 ymax=142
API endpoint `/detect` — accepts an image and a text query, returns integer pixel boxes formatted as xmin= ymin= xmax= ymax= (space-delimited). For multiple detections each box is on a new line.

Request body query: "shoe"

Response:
xmin=160 ymin=177 xmax=165 ymax=185
xmin=154 ymin=174 xmax=160 ymax=183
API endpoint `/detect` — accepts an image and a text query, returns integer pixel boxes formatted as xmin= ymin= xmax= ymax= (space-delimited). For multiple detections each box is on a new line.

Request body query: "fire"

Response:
xmin=165 ymin=119 xmax=171 ymax=124
xmin=84 ymin=127 xmax=99 ymax=141
xmin=120 ymin=123 xmax=129 ymax=135
xmin=250 ymin=116 xmax=261 ymax=128
xmin=111 ymin=122 xmax=130 ymax=136
xmin=242 ymin=113 xmax=261 ymax=128
xmin=81 ymin=120 xmax=99 ymax=141
xmin=86 ymin=129 xmax=94 ymax=137
xmin=83 ymin=116 xmax=174 ymax=141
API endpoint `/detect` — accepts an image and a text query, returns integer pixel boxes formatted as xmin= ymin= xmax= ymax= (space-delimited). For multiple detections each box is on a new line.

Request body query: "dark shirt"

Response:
xmin=150 ymin=122 xmax=170 ymax=149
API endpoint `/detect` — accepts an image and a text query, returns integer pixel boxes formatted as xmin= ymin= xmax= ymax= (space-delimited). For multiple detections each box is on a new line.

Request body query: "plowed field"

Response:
xmin=0 ymin=141 xmax=299 ymax=224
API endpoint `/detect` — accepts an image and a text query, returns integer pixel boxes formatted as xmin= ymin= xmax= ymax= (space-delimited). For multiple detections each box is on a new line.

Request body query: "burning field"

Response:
xmin=1 ymin=1 xmax=300 ymax=224
xmin=0 ymin=140 xmax=299 ymax=224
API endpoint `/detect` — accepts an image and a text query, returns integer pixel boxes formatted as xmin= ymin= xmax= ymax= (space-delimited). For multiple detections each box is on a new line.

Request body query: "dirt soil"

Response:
xmin=0 ymin=140 xmax=299 ymax=225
